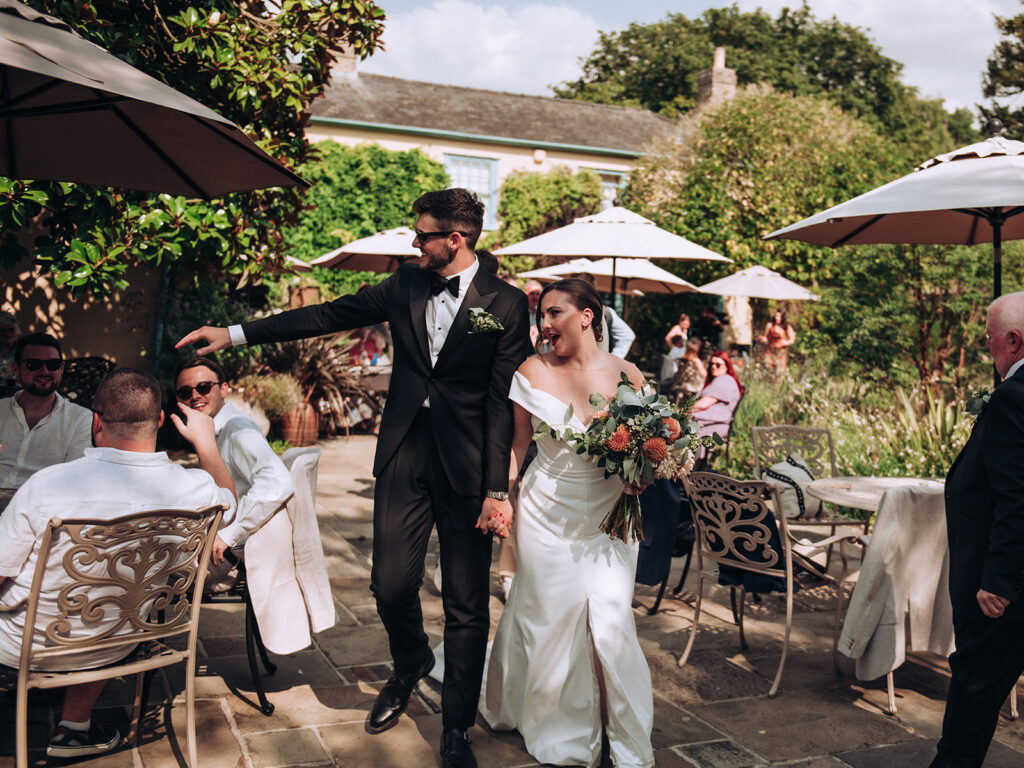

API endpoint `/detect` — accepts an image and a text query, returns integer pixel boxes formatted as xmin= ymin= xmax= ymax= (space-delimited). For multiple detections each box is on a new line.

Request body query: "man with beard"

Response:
xmin=0 ymin=333 xmax=91 ymax=487
xmin=176 ymin=188 xmax=531 ymax=768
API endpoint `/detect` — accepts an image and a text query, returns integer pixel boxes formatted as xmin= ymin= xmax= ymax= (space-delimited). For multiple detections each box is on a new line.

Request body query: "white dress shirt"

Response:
xmin=423 ymin=258 xmax=479 ymax=406
xmin=213 ymin=402 xmax=294 ymax=547
xmin=0 ymin=447 xmax=235 ymax=670
xmin=0 ymin=392 xmax=92 ymax=488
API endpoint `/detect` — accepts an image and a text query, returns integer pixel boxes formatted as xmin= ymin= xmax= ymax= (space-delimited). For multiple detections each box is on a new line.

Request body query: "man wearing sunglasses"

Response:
xmin=173 ymin=358 xmax=293 ymax=573
xmin=0 ymin=333 xmax=91 ymax=487
xmin=177 ymin=188 xmax=531 ymax=768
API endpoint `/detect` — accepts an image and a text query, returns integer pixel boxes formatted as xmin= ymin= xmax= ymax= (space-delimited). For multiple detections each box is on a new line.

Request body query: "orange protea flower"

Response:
xmin=661 ymin=417 xmax=682 ymax=444
xmin=605 ymin=424 xmax=631 ymax=452
xmin=642 ymin=437 xmax=668 ymax=464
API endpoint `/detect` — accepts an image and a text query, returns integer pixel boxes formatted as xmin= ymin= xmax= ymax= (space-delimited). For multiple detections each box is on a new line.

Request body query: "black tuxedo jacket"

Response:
xmin=242 ymin=264 xmax=531 ymax=497
xmin=945 ymin=366 xmax=1024 ymax=622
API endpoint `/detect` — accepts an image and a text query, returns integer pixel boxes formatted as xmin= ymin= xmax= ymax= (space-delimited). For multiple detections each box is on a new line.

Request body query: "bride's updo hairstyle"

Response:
xmin=537 ymin=278 xmax=604 ymax=343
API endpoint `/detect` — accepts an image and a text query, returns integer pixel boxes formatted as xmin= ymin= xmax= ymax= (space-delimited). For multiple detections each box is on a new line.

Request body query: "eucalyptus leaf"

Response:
xmin=589 ymin=392 xmax=607 ymax=407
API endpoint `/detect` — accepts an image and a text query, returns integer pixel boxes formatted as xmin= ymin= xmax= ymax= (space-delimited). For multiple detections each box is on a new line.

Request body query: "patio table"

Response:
xmin=805 ymin=476 xmax=942 ymax=513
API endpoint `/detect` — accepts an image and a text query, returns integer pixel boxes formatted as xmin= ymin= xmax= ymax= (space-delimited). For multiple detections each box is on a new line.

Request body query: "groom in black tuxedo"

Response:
xmin=932 ymin=292 xmax=1024 ymax=768
xmin=177 ymin=188 xmax=531 ymax=768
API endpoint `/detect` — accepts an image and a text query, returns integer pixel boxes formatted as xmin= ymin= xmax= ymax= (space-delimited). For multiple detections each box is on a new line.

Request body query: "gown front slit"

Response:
xmin=480 ymin=372 xmax=654 ymax=768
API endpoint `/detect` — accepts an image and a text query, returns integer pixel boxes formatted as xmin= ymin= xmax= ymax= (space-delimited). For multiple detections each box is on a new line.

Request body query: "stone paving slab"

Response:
xmin=696 ymin=689 xmax=917 ymax=762
xmin=3 ymin=434 xmax=1024 ymax=767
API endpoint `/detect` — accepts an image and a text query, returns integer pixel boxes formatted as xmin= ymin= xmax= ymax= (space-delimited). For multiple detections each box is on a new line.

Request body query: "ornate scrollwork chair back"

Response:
xmin=687 ymin=472 xmax=791 ymax=579
xmin=750 ymin=425 xmax=837 ymax=481
xmin=6 ymin=505 xmax=224 ymax=768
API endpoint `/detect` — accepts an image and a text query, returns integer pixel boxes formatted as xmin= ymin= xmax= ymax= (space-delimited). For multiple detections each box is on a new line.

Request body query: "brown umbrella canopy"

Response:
xmin=0 ymin=1 xmax=306 ymax=196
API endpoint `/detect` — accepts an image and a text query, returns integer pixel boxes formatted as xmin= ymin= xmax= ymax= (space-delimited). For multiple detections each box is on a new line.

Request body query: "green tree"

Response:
xmin=1 ymin=1 xmax=385 ymax=295
xmin=622 ymin=87 xmax=990 ymax=383
xmin=489 ymin=166 xmax=603 ymax=246
xmin=482 ymin=166 xmax=604 ymax=276
xmin=983 ymin=6 xmax=1024 ymax=139
xmin=556 ymin=4 xmax=966 ymax=159
xmin=281 ymin=141 xmax=449 ymax=297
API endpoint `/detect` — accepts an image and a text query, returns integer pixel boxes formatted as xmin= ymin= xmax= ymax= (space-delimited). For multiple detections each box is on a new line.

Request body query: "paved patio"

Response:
xmin=2 ymin=434 xmax=1023 ymax=767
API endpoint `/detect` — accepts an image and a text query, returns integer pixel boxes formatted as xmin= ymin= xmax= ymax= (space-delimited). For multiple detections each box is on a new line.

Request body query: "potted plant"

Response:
xmin=237 ymin=373 xmax=316 ymax=445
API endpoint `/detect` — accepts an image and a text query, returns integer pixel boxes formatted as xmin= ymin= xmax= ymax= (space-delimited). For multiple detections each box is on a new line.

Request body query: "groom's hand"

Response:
xmin=176 ymin=325 xmax=231 ymax=355
xmin=477 ymin=498 xmax=512 ymax=538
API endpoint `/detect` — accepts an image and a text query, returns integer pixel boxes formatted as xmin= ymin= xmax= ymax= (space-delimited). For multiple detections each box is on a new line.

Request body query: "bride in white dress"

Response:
xmin=480 ymin=278 xmax=655 ymax=768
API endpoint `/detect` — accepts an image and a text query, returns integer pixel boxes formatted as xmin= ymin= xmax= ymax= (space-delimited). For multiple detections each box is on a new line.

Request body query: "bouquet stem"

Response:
xmin=600 ymin=491 xmax=645 ymax=543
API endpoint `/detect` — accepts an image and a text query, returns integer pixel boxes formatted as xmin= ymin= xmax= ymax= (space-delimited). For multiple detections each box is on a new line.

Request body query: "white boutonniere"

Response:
xmin=965 ymin=389 xmax=992 ymax=418
xmin=468 ymin=307 xmax=504 ymax=334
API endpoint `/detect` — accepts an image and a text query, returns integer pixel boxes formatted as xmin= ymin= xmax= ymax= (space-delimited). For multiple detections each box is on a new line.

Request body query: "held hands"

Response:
xmin=977 ymin=589 xmax=1010 ymax=618
xmin=476 ymin=497 xmax=513 ymax=538
xmin=170 ymin=403 xmax=217 ymax=450
xmin=176 ymin=325 xmax=231 ymax=355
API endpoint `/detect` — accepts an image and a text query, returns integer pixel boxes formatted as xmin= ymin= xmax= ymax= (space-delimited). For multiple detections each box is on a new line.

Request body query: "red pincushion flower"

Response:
xmin=605 ymin=424 xmax=631 ymax=452
xmin=661 ymin=417 xmax=682 ymax=444
xmin=642 ymin=437 xmax=668 ymax=464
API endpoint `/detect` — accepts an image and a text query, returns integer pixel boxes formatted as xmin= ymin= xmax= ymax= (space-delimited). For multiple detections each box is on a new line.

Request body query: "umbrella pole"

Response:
xmin=994 ymin=218 xmax=1004 ymax=389
xmin=994 ymin=218 xmax=1003 ymax=301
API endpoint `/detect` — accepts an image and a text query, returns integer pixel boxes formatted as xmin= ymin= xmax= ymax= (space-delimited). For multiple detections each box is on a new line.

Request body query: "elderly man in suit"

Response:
xmin=932 ymin=292 xmax=1024 ymax=767
xmin=176 ymin=188 xmax=531 ymax=768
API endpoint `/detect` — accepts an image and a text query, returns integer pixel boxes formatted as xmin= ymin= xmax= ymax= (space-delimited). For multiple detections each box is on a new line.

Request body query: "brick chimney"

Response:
xmin=330 ymin=43 xmax=359 ymax=80
xmin=697 ymin=47 xmax=736 ymax=107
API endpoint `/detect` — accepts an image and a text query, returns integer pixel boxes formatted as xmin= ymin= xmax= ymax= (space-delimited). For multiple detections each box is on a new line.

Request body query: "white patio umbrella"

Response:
xmin=765 ymin=126 xmax=1024 ymax=299
xmin=699 ymin=265 xmax=819 ymax=301
xmin=496 ymin=206 xmax=730 ymax=294
xmin=518 ymin=257 xmax=698 ymax=295
xmin=309 ymin=226 xmax=421 ymax=273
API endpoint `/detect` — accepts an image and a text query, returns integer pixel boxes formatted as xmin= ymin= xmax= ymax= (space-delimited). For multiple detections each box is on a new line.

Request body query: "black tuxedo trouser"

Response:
xmin=371 ymin=408 xmax=492 ymax=730
xmin=930 ymin=614 xmax=1024 ymax=768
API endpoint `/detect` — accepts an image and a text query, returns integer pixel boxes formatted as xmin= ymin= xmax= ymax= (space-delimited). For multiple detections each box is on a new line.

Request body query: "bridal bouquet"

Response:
xmin=536 ymin=373 xmax=719 ymax=542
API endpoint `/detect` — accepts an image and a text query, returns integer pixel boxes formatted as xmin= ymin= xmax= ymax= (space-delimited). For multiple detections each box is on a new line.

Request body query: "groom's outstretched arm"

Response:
xmin=176 ymin=272 xmax=396 ymax=353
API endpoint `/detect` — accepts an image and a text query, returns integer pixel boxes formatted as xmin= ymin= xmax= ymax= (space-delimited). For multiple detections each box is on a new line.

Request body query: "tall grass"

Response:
xmin=719 ymin=361 xmax=973 ymax=480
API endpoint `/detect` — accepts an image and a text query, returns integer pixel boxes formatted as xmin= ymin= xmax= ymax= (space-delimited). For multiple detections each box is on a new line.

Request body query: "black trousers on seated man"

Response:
xmin=930 ymin=614 xmax=1024 ymax=767
xmin=372 ymin=408 xmax=493 ymax=728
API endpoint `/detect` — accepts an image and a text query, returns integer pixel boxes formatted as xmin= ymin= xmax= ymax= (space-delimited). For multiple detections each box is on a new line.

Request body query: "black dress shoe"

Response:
xmin=440 ymin=728 xmax=476 ymax=768
xmin=367 ymin=653 xmax=435 ymax=732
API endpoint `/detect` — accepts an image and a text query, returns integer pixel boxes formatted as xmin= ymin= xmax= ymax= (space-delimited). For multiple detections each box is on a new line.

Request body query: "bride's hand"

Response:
xmin=477 ymin=497 xmax=513 ymax=538
xmin=623 ymin=480 xmax=648 ymax=495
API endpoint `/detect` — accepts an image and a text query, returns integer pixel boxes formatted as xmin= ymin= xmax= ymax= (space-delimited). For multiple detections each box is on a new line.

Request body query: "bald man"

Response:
xmin=932 ymin=292 xmax=1024 ymax=767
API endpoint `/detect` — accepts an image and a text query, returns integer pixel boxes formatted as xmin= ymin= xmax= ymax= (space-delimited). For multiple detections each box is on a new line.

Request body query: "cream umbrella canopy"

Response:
xmin=765 ymin=125 xmax=1024 ymax=300
xmin=699 ymin=265 xmax=819 ymax=301
xmin=518 ymin=257 xmax=698 ymax=295
xmin=496 ymin=205 xmax=730 ymax=294
xmin=307 ymin=227 xmax=422 ymax=273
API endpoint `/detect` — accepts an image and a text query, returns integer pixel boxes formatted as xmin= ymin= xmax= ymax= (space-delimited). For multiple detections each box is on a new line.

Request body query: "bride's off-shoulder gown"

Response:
xmin=480 ymin=372 xmax=654 ymax=768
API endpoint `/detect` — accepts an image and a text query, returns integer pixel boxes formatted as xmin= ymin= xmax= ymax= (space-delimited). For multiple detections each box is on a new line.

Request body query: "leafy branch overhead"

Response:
xmin=3 ymin=1 xmax=385 ymax=295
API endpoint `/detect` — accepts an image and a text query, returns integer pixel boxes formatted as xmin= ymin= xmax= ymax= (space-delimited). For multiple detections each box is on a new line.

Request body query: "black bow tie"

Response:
xmin=430 ymin=273 xmax=460 ymax=298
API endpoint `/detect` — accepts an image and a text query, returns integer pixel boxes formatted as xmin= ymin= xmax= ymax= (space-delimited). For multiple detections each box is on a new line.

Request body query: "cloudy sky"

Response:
xmin=362 ymin=0 xmax=1022 ymax=114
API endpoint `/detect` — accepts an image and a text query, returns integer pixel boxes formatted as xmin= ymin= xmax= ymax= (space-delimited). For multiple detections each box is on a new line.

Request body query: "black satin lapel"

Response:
xmin=409 ymin=270 xmax=431 ymax=365
xmin=434 ymin=271 xmax=496 ymax=371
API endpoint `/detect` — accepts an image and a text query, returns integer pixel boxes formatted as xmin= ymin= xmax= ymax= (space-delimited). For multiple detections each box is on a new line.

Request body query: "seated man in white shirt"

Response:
xmin=0 ymin=368 xmax=236 ymax=758
xmin=0 ymin=333 xmax=91 ymax=487
xmin=173 ymin=358 xmax=293 ymax=572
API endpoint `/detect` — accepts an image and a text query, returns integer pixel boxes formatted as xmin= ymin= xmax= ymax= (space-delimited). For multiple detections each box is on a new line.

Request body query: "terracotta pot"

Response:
xmin=280 ymin=402 xmax=318 ymax=446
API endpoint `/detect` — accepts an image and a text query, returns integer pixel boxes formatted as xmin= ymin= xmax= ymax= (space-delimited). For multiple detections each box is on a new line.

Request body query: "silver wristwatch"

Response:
xmin=486 ymin=490 xmax=509 ymax=501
